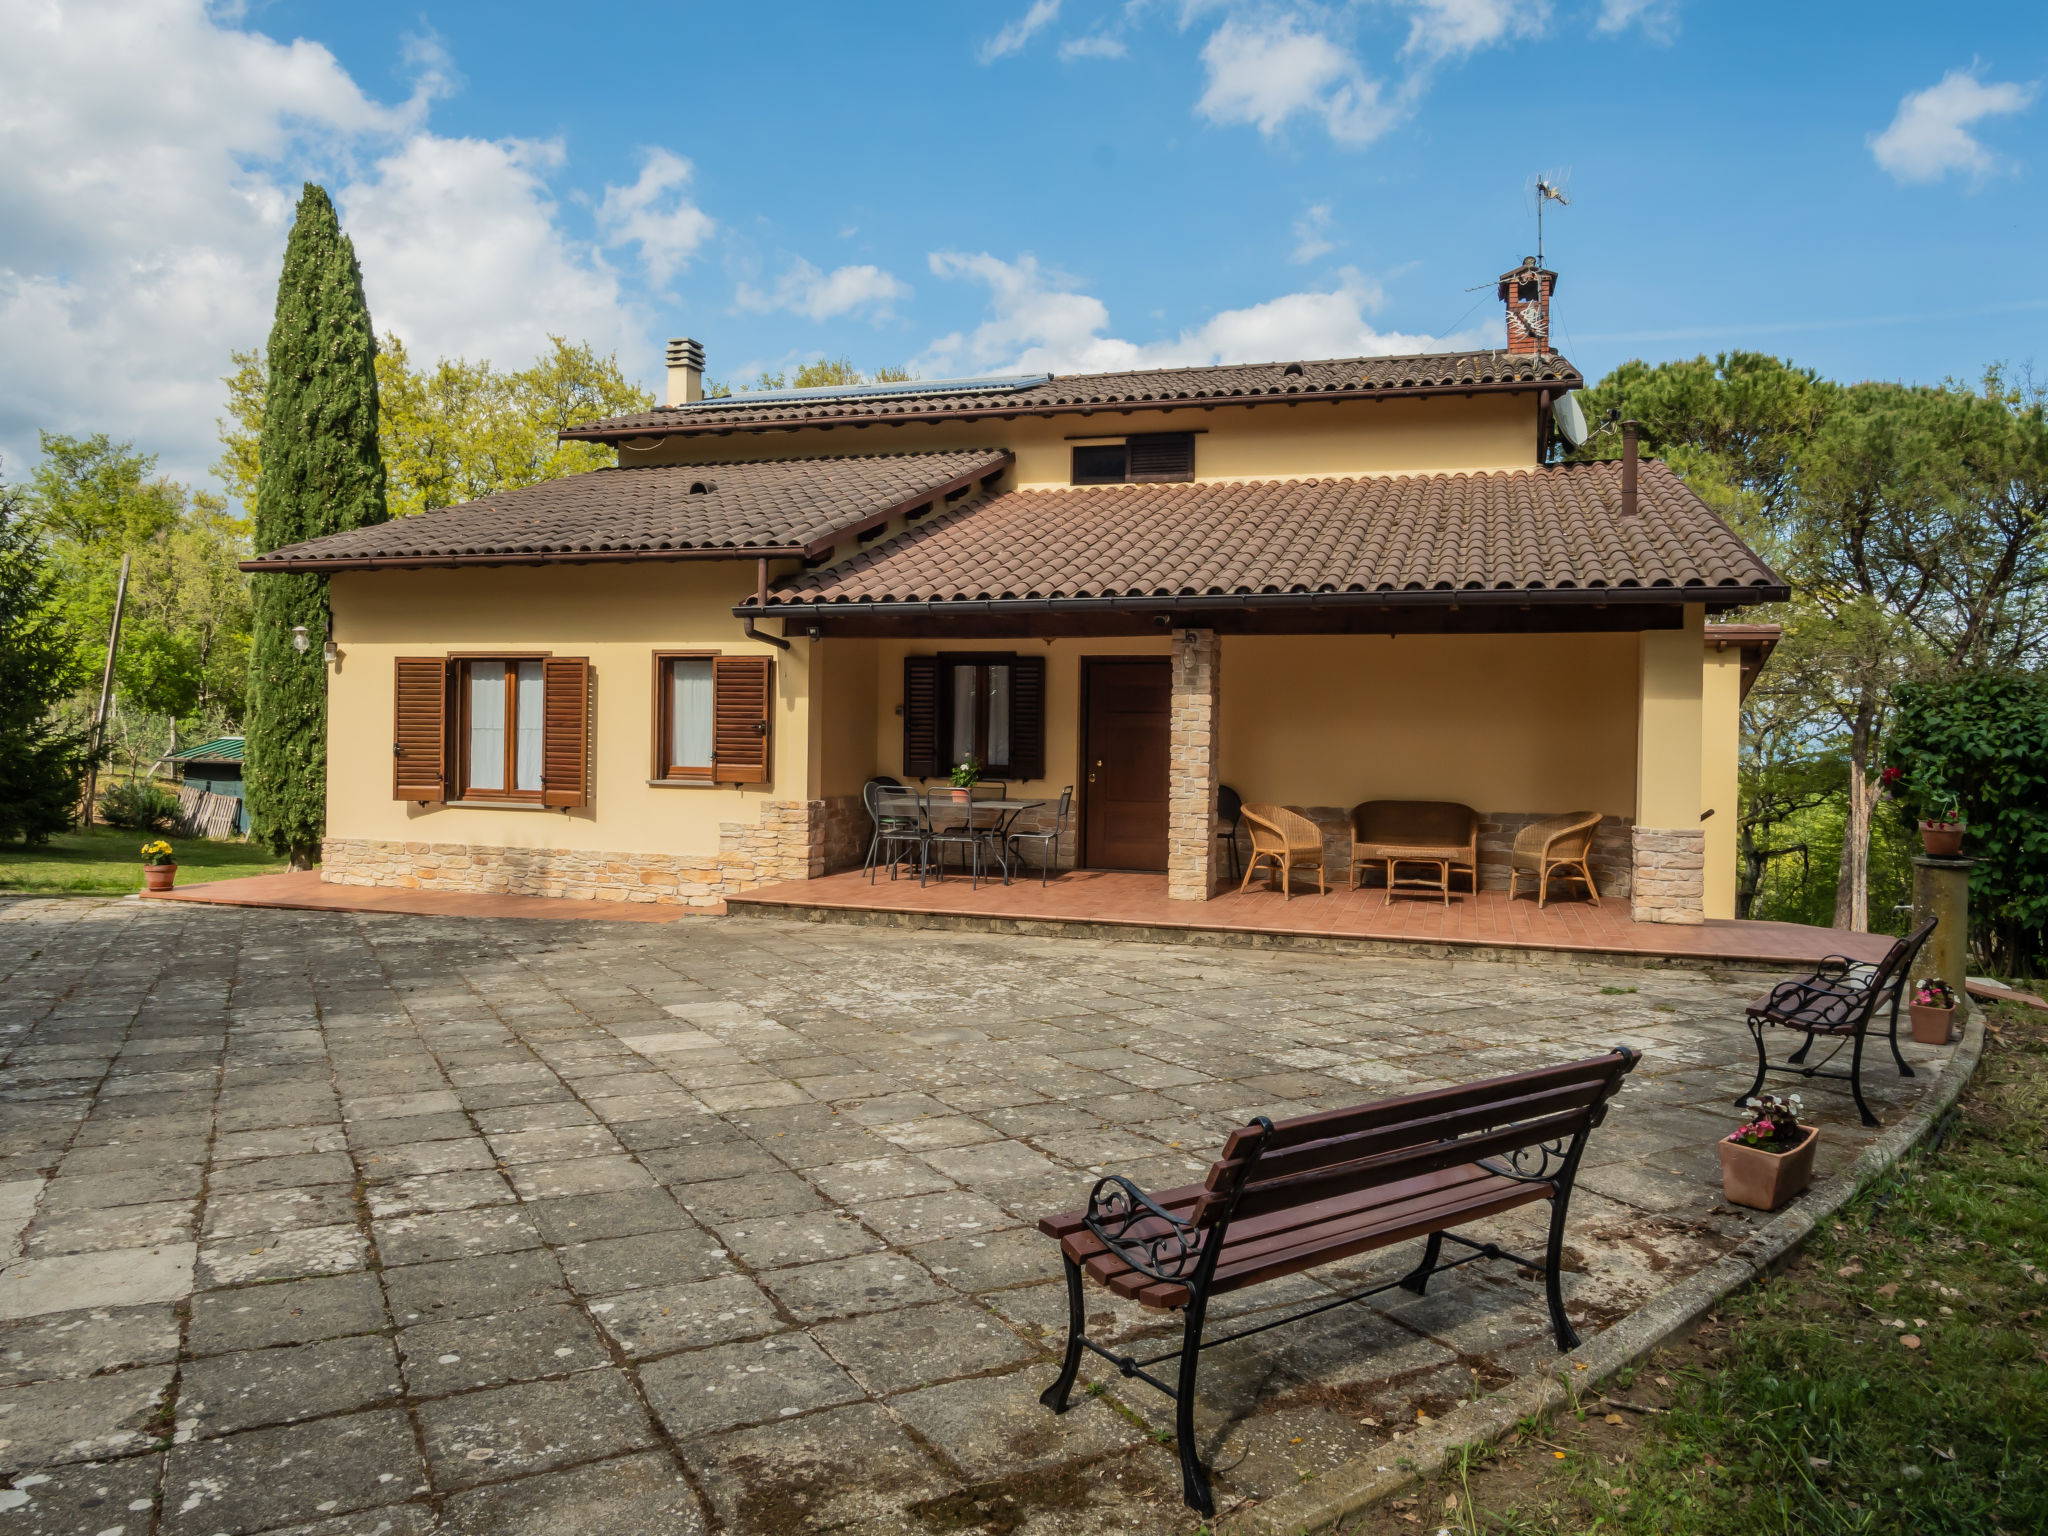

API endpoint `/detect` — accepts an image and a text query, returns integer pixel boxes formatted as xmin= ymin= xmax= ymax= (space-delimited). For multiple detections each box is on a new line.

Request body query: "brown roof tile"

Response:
xmin=564 ymin=349 xmax=1581 ymax=441
xmin=243 ymin=450 xmax=1010 ymax=572
xmin=759 ymin=460 xmax=1785 ymax=610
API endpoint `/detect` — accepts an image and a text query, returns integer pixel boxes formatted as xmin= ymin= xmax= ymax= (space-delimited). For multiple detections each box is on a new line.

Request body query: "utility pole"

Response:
xmin=79 ymin=552 xmax=130 ymax=829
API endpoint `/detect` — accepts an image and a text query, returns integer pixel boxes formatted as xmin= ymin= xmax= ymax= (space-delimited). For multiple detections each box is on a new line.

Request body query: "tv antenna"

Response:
xmin=1533 ymin=174 xmax=1570 ymax=268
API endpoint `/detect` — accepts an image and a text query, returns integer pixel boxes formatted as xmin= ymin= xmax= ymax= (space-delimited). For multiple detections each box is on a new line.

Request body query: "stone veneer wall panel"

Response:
xmin=1629 ymin=825 xmax=1705 ymax=924
xmin=1167 ymin=630 xmax=1222 ymax=900
xmin=323 ymin=797 xmax=829 ymax=909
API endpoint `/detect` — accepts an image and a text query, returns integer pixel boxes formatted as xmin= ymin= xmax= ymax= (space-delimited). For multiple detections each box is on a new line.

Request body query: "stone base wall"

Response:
xmin=818 ymin=794 xmax=866 ymax=874
xmin=1630 ymin=825 xmax=1705 ymax=924
xmin=322 ymin=799 xmax=831 ymax=909
xmin=1223 ymin=808 xmax=1634 ymax=899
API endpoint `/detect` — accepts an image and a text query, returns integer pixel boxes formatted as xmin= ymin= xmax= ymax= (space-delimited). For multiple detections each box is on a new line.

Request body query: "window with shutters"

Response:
xmin=391 ymin=654 xmax=588 ymax=808
xmin=902 ymin=653 xmax=1045 ymax=781
xmin=1068 ymin=432 xmax=1195 ymax=485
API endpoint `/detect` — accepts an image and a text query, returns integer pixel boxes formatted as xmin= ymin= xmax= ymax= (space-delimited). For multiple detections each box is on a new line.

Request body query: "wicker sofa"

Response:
xmin=1348 ymin=801 xmax=1481 ymax=892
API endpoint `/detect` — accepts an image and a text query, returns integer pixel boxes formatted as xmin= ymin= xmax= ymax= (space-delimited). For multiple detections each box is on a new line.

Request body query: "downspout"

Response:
xmin=744 ymin=556 xmax=791 ymax=649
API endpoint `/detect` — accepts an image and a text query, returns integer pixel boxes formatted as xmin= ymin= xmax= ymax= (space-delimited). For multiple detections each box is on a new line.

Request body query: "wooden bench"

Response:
xmin=1740 ymin=916 xmax=1936 ymax=1127
xmin=1035 ymin=1048 xmax=1641 ymax=1515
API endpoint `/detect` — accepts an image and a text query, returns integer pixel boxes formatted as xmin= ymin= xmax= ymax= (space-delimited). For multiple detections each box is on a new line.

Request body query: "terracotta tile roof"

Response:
xmin=242 ymin=450 xmax=1011 ymax=571
xmin=759 ymin=459 xmax=1786 ymax=611
xmin=564 ymin=350 xmax=1582 ymax=441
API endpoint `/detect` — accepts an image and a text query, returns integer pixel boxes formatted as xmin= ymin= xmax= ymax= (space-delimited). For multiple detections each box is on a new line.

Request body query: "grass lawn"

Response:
xmin=0 ymin=825 xmax=288 ymax=895
xmin=1345 ymin=999 xmax=2047 ymax=1536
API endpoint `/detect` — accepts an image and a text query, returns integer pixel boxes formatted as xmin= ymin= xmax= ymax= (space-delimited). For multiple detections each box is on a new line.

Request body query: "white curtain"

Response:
xmin=986 ymin=664 xmax=1012 ymax=769
xmin=672 ymin=658 xmax=713 ymax=769
xmin=515 ymin=661 xmax=544 ymax=790
xmin=468 ymin=661 xmax=505 ymax=791
xmin=950 ymin=666 xmax=978 ymax=765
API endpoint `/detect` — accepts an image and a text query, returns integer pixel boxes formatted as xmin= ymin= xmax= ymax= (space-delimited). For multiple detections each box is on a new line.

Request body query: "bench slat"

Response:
xmin=1202 ymin=1078 xmax=1609 ymax=1193
xmin=1219 ymin=1053 xmax=1628 ymax=1159
xmin=1193 ymin=1106 xmax=1585 ymax=1227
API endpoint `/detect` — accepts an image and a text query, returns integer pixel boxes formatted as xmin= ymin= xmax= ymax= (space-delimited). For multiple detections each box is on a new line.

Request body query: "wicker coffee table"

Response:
xmin=1380 ymin=844 xmax=1461 ymax=906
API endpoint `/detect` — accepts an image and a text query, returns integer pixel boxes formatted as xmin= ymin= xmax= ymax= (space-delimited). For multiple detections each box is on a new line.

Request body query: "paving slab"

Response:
xmin=176 ymin=1335 xmax=403 ymax=1438
xmin=397 ymin=1303 xmax=611 ymax=1395
xmin=161 ymin=1408 xmax=423 ymax=1536
xmin=186 ymin=1273 xmax=388 ymax=1357
xmin=686 ymin=1402 xmax=952 ymax=1535
xmin=0 ymin=1243 xmax=195 ymax=1320
xmin=0 ymin=1302 xmax=180 ymax=1386
xmin=436 ymin=1450 xmax=706 ymax=1536
xmin=0 ymin=1364 xmax=174 ymax=1474
xmin=414 ymin=1369 xmax=659 ymax=1492
xmin=0 ymin=1450 xmax=164 ymax=1536
xmin=639 ymin=1333 xmax=863 ymax=1438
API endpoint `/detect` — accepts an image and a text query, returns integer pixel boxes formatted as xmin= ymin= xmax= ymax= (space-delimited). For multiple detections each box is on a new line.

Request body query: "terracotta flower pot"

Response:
xmin=949 ymin=788 xmax=971 ymax=803
xmin=1918 ymin=820 xmax=1965 ymax=858
xmin=143 ymin=863 xmax=176 ymax=893
xmin=1719 ymin=1124 xmax=1819 ymax=1212
xmin=1910 ymin=1001 xmax=1956 ymax=1046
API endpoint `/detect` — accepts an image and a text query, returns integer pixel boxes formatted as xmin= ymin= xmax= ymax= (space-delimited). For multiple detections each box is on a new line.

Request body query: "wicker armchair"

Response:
xmin=1239 ymin=804 xmax=1326 ymax=899
xmin=1507 ymin=812 xmax=1604 ymax=908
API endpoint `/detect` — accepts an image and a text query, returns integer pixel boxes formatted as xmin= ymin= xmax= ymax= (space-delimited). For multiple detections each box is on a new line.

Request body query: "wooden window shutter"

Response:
xmin=712 ymin=655 xmax=773 ymax=784
xmin=1008 ymin=655 xmax=1046 ymax=781
xmin=541 ymin=657 xmax=590 ymax=807
xmin=392 ymin=658 xmax=450 ymax=801
xmin=1127 ymin=432 xmax=1195 ymax=483
xmin=902 ymin=656 xmax=941 ymax=778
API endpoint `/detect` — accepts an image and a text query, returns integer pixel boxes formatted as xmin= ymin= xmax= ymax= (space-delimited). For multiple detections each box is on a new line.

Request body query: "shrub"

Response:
xmin=99 ymin=780 xmax=179 ymax=831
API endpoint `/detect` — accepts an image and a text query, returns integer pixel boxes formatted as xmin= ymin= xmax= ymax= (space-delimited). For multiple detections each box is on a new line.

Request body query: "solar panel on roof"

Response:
xmin=679 ymin=373 xmax=1052 ymax=410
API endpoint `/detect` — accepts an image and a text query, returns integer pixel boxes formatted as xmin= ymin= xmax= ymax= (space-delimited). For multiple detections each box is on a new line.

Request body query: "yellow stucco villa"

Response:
xmin=246 ymin=262 xmax=1785 ymax=922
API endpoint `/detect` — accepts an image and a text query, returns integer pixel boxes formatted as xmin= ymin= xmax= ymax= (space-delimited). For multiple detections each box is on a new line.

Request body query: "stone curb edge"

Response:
xmin=1222 ymin=1008 xmax=1988 ymax=1536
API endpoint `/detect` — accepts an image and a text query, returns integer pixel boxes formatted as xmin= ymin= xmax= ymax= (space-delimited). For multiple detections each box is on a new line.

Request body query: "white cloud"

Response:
xmin=978 ymin=0 xmax=1061 ymax=63
xmin=1870 ymin=68 xmax=2038 ymax=184
xmin=1594 ymin=0 xmax=1680 ymax=41
xmin=1195 ymin=12 xmax=1395 ymax=147
xmin=593 ymin=149 xmax=715 ymax=285
xmin=1060 ymin=33 xmax=1129 ymax=60
xmin=919 ymin=250 xmax=1475 ymax=378
xmin=0 ymin=0 xmax=664 ymax=492
xmin=1291 ymin=201 xmax=1335 ymax=263
xmin=735 ymin=259 xmax=910 ymax=322
xmin=1401 ymin=0 xmax=1549 ymax=63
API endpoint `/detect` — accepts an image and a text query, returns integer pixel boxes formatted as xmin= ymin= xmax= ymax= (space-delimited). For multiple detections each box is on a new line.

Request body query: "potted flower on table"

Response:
xmin=1719 ymin=1092 xmax=1819 ymax=1212
xmin=1909 ymin=977 xmax=1958 ymax=1045
xmin=948 ymin=759 xmax=980 ymax=803
xmin=141 ymin=839 xmax=177 ymax=893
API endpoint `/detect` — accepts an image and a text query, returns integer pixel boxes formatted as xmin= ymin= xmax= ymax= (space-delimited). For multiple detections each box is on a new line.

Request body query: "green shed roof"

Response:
xmin=167 ymin=736 xmax=244 ymax=764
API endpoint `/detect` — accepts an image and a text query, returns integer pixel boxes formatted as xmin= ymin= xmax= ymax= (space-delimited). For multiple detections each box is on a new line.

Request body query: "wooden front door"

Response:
xmin=1082 ymin=658 xmax=1171 ymax=871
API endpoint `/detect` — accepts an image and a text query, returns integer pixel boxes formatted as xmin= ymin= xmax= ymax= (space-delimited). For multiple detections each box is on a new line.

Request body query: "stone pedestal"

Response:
xmin=1630 ymin=825 xmax=1705 ymax=925
xmin=1912 ymin=856 xmax=1973 ymax=1002
xmin=1167 ymin=629 xmax=1222 ymax=901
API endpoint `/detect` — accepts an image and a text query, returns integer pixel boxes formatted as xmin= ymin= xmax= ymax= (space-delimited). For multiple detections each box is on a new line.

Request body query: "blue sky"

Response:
xmin=4 ymin=1 xmax=2044 ymax=491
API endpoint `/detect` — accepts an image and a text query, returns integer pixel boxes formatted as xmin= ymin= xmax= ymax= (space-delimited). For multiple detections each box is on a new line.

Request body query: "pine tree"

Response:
xmin=0 ymin=475 xmax=89 ymax=845
xmin=245 ymin=184 xmax=387 ymax=868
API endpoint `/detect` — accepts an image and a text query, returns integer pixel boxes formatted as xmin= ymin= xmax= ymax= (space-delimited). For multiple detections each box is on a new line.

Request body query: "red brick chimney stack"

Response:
xmin=1496 ymin=257 xmax=1557 ymax=356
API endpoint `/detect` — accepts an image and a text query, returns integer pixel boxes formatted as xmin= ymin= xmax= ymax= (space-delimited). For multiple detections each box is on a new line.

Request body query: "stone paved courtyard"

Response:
xmin=0 ymin=899 xmax=1951 ymax=1535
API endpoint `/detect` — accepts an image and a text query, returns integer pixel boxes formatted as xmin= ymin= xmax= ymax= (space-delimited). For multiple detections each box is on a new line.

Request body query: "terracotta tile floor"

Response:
xmin=730 ymin=866 xmax=1897 ymax=967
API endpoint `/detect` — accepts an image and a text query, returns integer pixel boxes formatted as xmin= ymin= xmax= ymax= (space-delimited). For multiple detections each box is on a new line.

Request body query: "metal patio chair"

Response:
xmin=1005 ymin=786 xmax=1074 ymax=886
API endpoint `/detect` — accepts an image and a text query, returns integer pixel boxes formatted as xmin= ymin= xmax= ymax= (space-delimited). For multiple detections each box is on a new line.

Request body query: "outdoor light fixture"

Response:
xmin=290 ymin=624 xmax=310 ymax=654
xmin=321 ymin=614 xmax=338 ymax=664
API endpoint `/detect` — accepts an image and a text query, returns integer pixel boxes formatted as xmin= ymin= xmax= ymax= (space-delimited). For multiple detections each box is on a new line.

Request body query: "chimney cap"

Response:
xmin=666 ymin=337 xmax=705 ymax=369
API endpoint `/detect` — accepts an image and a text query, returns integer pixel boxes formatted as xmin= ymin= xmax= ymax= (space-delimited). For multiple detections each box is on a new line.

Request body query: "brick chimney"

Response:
xmin=1496 ymin=258 xmax=1557 ymax=356
xmin=665 ymin=337 xmax=705 ymax=406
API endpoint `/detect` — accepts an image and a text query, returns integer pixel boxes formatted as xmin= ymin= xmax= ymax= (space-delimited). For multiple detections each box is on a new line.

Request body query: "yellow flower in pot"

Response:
xmin=140 ymin=839 xmax=177 ymax=893
xmin=1719 ymin=1092 xmax=1818 ymax=1211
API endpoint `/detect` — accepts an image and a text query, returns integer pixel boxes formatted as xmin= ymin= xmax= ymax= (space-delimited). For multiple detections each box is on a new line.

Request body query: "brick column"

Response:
xmin=1167 ymin=628 xmax=1221 ymax=901
xmin=1630 ymin=826 xmax=1705 ymax=924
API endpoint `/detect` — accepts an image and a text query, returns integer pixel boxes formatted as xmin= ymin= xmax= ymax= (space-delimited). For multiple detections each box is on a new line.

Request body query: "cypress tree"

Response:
xmin=0 ymin=476 xmax=88 ymax=845
xmin=245 ymin=184 xmax=387 ymax=868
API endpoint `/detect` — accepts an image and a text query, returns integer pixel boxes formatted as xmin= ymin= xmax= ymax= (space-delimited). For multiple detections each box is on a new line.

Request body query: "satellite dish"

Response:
xmin=1553 ymin=392 xmax=1590 ymax=448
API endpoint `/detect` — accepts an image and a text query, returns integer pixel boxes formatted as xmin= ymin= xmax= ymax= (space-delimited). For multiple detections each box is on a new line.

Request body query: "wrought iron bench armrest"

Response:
xmin=1082 ymin=1175 xmax=1204 ymax=1287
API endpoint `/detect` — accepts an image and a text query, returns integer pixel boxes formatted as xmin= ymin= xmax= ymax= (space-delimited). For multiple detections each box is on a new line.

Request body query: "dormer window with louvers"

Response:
xmin=1070 ymin=431 xmax=1195 ymax=485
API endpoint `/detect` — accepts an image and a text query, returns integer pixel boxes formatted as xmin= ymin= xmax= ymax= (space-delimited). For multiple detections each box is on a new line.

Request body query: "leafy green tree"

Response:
xmin=704 ymin=358 xmax=915 ymax=398
xmin=245 ymin=183 xmax=387 ymax=868
xmin=0 ymin=472 xmax=89 ymax=845
xmin=1889 ymin=670 xmax=2048 ymax=976
xmin=220 ymin=333 xmax=652 ymax=520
